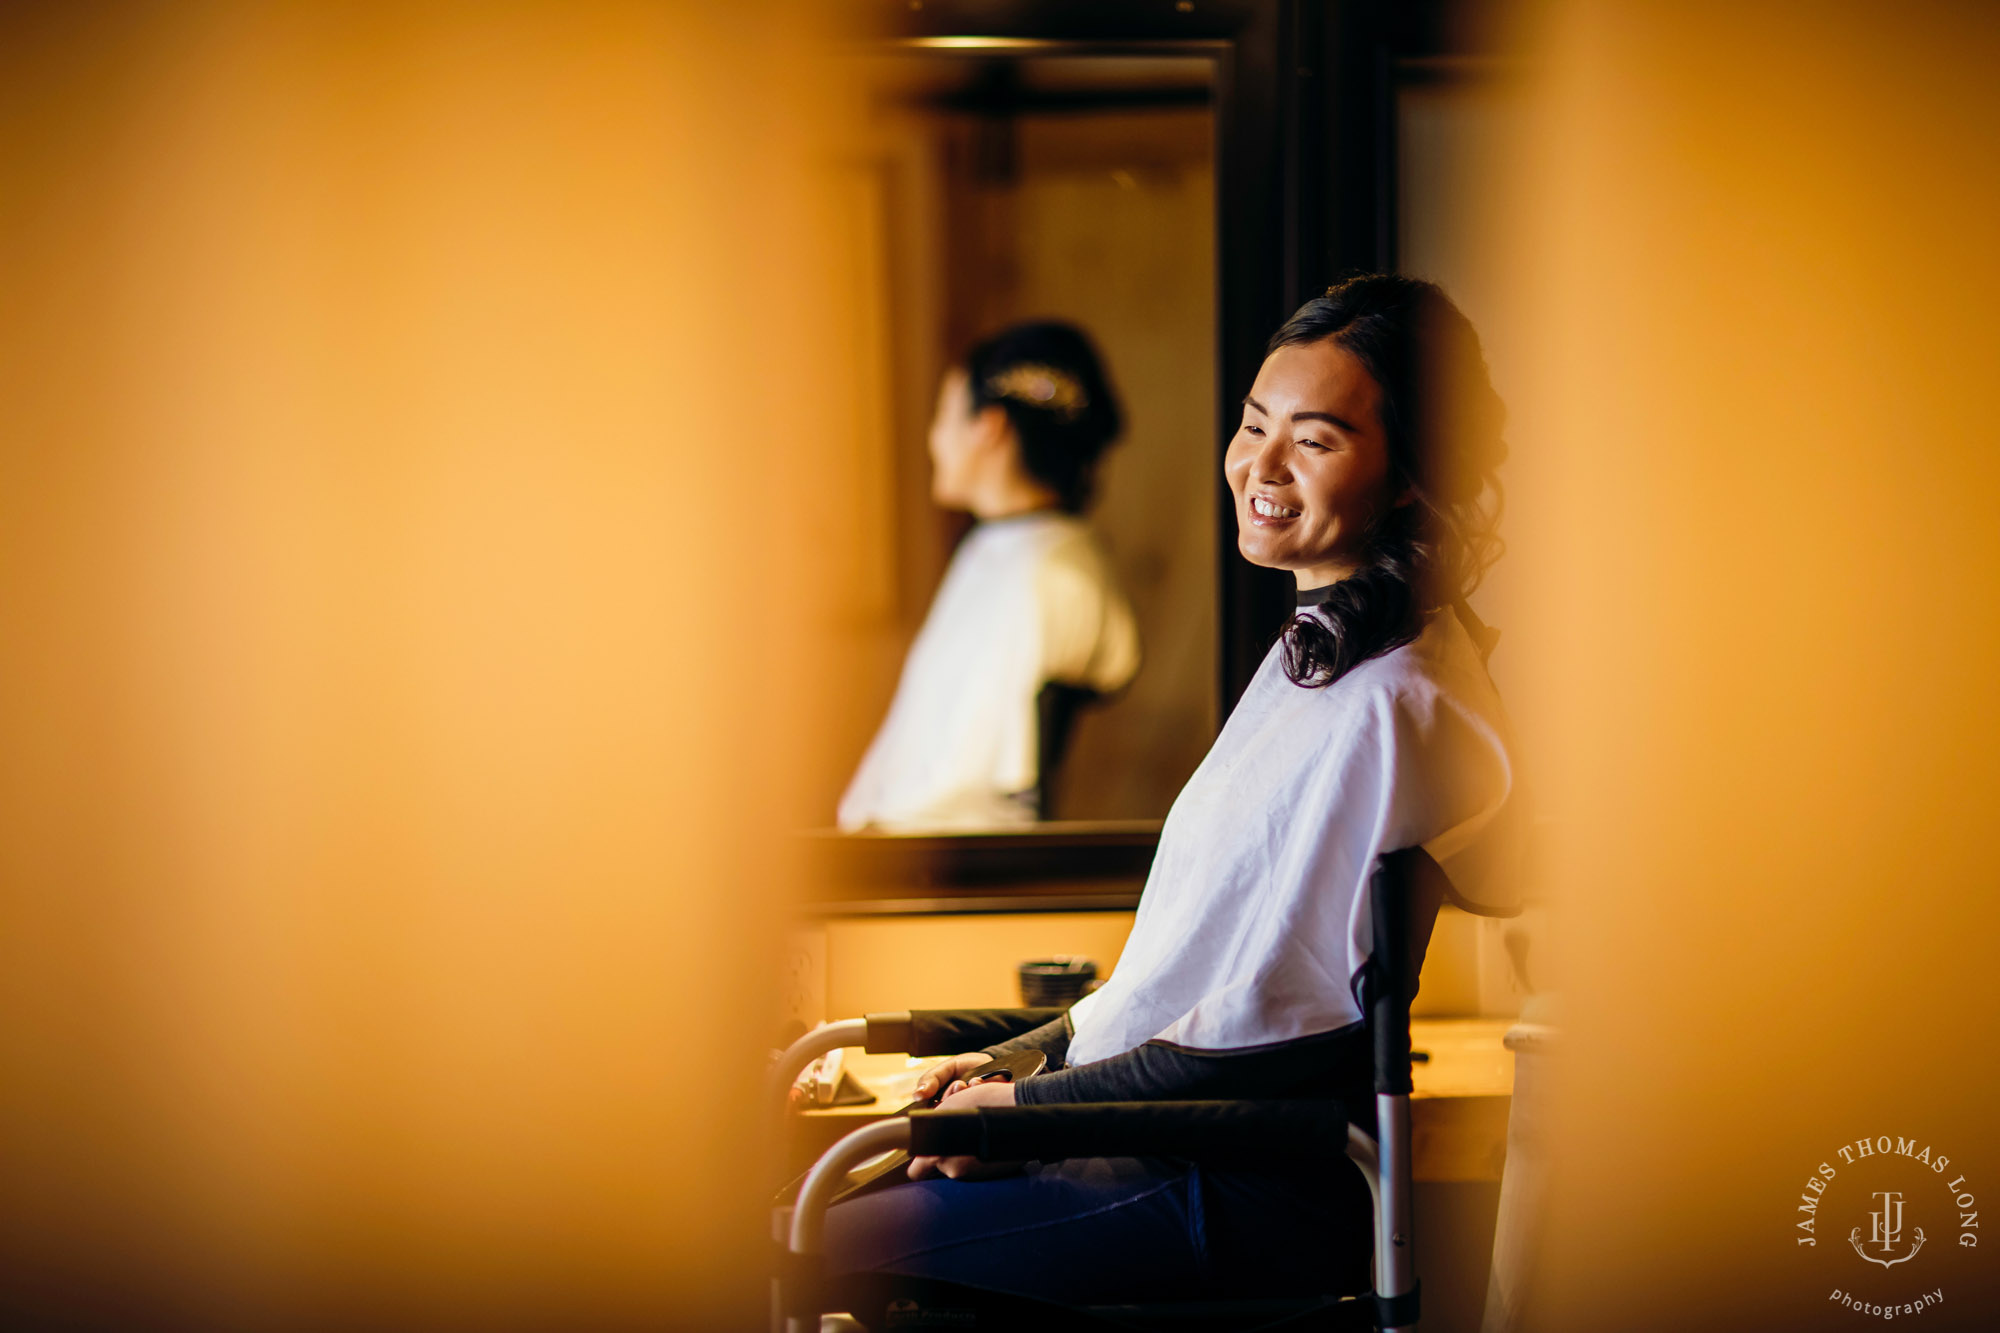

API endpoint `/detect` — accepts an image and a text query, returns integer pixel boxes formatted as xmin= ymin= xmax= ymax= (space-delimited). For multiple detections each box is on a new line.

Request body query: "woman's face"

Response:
xmin=1224 ymin=339 xmax=1396 ymax=587
xmin=927 ymin=368 xmax=998 ymax=509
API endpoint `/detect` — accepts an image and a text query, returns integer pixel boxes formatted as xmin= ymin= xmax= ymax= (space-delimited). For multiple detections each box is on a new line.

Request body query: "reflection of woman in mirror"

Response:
xmin=837 ymin=322 xmax=1140 ymax=831
xmin=826 ymin=276 xmax=1519 ymax=1306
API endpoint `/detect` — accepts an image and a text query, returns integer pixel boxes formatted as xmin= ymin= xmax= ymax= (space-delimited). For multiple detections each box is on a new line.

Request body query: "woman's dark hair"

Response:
xmin=963 ymin=321 xmax=1123 ymax=513
xmin=1267 ymin=273 xmax=1508 ymax=688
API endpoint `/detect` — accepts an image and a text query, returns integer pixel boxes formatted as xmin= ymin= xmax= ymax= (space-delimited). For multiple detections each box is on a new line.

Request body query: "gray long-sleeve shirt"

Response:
xmin=982 ymin=1013 xmax=1375 ymax=1125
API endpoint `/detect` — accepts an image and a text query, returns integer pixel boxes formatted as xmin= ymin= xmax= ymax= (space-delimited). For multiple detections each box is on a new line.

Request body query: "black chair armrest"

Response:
xmin=864 ymin=1008 xmax=1067 ymax=1056
xmin=905 ymin=1099 xmax=1349 ymax=1164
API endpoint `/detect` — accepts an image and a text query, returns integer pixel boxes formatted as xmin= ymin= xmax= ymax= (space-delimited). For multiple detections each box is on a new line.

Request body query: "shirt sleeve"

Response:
xmin=979 ymin=1014 xmax=1073 ymax=1066
xmin=1011 ymin=1025 xmax=1370 ymax=1106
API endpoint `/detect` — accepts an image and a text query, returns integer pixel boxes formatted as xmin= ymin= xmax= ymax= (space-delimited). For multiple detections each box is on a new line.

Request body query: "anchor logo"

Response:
xmin=1849 ymin=1190 xmax=1926 ymax=1268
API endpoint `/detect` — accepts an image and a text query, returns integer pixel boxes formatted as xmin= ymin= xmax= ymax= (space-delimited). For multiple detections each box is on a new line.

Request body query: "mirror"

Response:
xmin=824 ymin=46 xmax=1221 ymax=833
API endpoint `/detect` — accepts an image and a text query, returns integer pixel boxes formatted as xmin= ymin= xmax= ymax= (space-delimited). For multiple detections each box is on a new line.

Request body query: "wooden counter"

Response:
xmin=793 ymin=1017 xmax=1513 ymax=1183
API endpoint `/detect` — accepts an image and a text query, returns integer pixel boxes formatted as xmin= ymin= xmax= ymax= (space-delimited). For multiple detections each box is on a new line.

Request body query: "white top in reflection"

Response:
xmin=1065 ymin=605 xmax=1522 ymax=1061
xmin=838 ymin=511 xmax=1140 ymax=831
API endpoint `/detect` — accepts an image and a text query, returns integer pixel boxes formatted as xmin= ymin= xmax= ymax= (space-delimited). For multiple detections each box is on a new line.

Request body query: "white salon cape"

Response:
xmin=1065 ymin=603 xmax=1521 ymax=1064
xmin=838 ymin=512 xmax=1141 ymax=831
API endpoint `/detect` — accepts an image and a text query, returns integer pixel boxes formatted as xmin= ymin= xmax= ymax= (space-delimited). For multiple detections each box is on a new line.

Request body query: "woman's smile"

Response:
xmin=1248 ymin=494 xmax=1303 ymax=524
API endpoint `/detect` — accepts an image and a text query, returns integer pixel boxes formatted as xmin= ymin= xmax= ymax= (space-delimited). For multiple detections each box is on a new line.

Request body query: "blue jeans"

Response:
xmin=823 ymin=1154 xmax=1373 ymax=1308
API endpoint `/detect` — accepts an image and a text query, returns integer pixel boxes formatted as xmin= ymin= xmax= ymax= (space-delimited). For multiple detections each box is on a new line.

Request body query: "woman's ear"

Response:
xmin=971 ymin=404 xmax=1014 ymax=457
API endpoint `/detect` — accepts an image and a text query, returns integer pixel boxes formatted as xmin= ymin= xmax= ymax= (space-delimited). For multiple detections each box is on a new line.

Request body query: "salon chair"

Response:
xmin=771 ymin=847 xmax=1453 ymax=1333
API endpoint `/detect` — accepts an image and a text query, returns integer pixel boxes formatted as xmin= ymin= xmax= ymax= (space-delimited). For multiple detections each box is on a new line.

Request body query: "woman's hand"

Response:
xmin=911 ymin=1052 xmax=992 ymax=1105
xmin=907 ymin=1077 xmax=1021 ymax=1181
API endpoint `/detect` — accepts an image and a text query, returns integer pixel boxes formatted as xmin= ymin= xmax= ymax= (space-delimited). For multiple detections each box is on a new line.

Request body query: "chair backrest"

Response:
xmin=1032 ymin=681 xmax=1100 ymax=820
xmin=1377 ymin=848 xmax=1451 ymax=996
xmin=1363 ymin=847 xmax=1447 ymax=1098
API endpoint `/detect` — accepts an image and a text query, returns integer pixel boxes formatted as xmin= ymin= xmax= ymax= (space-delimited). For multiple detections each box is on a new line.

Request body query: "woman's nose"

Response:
xmin=1253 ymin=433 xmax=1290 ymax=483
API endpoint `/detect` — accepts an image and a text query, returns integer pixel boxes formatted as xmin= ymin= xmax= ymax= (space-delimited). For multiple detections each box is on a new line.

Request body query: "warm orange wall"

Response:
xmin=0 ymin=3 xmax=860 ymax=1327
xmin=1505 ymin=2 xmax=2000 ymax=1326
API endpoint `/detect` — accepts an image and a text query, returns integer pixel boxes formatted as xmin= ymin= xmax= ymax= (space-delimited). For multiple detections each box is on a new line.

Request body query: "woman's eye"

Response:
xmin=1242 ymin=423 xmax=1263 ymax=436
xmin=1297 ymin=438 xmax=1327 ymax=451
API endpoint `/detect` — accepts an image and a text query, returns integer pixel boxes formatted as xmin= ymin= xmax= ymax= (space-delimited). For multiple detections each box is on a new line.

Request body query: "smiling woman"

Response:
xmin=819 ymin=274 xmax=1524 ymax=1317
xmin=1228 ymin=275 xmax=1508 ymax=689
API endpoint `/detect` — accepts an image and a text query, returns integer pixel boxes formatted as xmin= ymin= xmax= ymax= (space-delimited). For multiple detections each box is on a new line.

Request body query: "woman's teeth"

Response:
xmin=1252 ymin=497 xmax=1300 ymax=518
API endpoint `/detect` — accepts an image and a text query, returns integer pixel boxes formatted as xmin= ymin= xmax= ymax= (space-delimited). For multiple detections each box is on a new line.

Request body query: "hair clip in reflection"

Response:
xmin=985 ymin=363 xmax=1088 ymax=423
